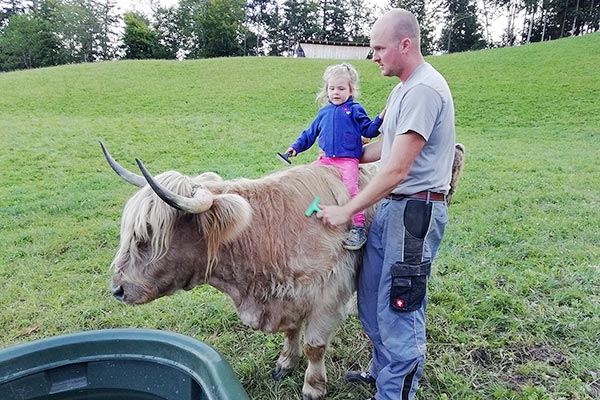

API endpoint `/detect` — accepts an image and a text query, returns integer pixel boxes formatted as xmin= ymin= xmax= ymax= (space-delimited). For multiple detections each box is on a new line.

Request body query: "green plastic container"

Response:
xmin=0 ymin=329 xmax=249 ymax=400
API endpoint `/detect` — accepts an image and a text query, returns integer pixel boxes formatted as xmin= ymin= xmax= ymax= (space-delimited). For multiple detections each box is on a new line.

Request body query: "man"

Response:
xmin=318 ymin=8 xmax=456 ymax=400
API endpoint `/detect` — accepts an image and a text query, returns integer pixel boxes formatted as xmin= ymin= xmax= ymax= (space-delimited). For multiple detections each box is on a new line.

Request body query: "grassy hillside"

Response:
xmin=1 ymin=33 xmax=599 ymax=399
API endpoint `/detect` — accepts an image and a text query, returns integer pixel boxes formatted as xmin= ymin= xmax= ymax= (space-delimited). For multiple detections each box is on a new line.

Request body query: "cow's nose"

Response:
xmin=112 ymin=285 xmax=125 ymax=301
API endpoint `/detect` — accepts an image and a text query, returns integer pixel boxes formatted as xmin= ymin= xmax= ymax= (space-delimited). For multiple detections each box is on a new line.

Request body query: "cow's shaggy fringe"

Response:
xmin=113 ymin=171 xmax=191 ymax=284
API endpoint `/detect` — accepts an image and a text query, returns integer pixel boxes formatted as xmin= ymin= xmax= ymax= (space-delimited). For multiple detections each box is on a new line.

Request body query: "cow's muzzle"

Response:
xmin=111 ymin=285 xmax=126 ymax=302
xmin=110 ymin=281 xmax=154 ymax=304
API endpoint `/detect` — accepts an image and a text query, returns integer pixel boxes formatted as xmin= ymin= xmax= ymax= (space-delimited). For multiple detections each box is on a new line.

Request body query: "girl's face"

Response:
xmin=327 ymin=74 xmax=352 ymax=105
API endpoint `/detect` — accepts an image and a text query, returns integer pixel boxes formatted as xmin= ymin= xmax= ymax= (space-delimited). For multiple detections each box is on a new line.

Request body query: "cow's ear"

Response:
xmin=200 ymin=194 xmax=252 ymax=244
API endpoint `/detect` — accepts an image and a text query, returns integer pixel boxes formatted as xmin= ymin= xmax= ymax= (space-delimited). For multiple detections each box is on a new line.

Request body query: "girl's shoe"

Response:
xmin=343 ymin=226 xmax=367 ymax=250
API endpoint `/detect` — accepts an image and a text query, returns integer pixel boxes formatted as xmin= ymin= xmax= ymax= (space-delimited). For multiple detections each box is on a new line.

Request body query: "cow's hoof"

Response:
xmin=302 ymin=380 xmax=326 ymax=400
xmin=302 ymin=392 xmax=325 ymax=400
xmin=272 ymin=365 xmax=292 ymax=381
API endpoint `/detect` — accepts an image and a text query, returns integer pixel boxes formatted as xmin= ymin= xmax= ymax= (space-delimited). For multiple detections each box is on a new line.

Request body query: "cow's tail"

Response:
xmin=447 ymin=143 xmax=466 ymax=205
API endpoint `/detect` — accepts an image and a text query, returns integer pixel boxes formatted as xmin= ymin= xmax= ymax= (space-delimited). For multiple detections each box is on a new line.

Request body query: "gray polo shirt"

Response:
xmin=380 ymin=62 xmax=456 ymax=195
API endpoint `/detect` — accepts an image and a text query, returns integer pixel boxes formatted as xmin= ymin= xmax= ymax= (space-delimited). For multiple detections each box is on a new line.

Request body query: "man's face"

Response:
xmin=370 ymin=20 xmax=403 ymax=77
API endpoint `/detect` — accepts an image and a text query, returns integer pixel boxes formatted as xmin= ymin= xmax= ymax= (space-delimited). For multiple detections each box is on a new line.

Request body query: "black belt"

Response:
xmin=386 ymin=191 xmax=446 ymax=202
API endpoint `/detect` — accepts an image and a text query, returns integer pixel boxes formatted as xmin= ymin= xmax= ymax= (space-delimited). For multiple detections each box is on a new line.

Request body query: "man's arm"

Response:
xmin=360 ymin=138 xmax=383 ymax=163
xmin=319 ymin=131 xmax=426 ymax=226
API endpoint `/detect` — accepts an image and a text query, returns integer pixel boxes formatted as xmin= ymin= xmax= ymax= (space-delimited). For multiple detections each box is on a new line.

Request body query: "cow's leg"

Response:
xmin=302 ymin=342 xmax=327 ymax=400
xmin=273 ymin=328 xmax=302 ymax=381
xmin=301 ymin=308 xmax=345 ymax=400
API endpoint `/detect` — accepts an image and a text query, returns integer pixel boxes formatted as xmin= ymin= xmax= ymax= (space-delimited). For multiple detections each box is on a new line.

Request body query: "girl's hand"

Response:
xmin=286 ymin=147 xmax=297 ymax=156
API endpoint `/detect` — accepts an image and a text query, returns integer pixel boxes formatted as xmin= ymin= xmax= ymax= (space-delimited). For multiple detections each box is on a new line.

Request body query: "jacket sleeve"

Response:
xmin=353 ymin=104 xmax=383 ymax=139
xmin=291 ymin=115 xmax=320 ymax=154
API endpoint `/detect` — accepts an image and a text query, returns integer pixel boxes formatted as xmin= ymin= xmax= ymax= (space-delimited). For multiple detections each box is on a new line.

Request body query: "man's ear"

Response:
xmin=400 ymin=38 xmax=411 ymax=53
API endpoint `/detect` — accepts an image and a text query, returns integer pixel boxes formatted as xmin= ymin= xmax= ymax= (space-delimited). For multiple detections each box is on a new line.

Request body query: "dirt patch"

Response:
xmin=469 ymin=342 xmax=570 ymax=392
xmin=510 ymin=342 xmax=569 ymax=366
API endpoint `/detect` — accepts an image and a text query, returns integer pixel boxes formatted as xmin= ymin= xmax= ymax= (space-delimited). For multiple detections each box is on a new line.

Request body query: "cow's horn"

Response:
xmin=99 ymin=141 xmax=146 ymax=187
xmin=135 ymin=158 xmax=214 ymax=214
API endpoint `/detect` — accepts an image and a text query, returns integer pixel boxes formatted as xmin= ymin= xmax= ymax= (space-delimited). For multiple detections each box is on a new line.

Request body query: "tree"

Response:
xmin=95 ymin=0 xmax=120 ymax=60
xmin=1 ymin=0 xmax=28 ymax=28
xmin=499 ymin=0 xmax=520 ymax=45
xmin=523 ymin=0 xmax=599 ymax=41
xmin=122 ymin=12 xmax=168 ymax=59
xmin=172 ymin=0 xmax=207 ymax=59
xmin=63 ymin=0 xmax=100 ymax=62
xmin=244 ymin=0 xmax=278 ymax=55
xmin=263 ymin=0 xmax=285 ymax=55
xmin=152 ymin=5 xmax=183 ymax=58
xmin=438 ymin=0 xmax=487 ymax=52
xmin=279 ymin=0 xmax=321 ymax=54
xmin=0 ymin=13 xmax=63 ymax=71
xmin=478 ymin=0 xmax=496 ymax=43
xmin=38 ymin=0 xmax=120 ymax=63
xmin=319 ymin=0 xmax=352 ymax=41
xmin=196 ymin=0 xmax=246 ymax=58
xmin=346 ymin=0 xmax=375 ymax=43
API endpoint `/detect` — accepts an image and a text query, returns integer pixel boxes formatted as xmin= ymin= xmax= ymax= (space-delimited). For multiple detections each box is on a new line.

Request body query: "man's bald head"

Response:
xmin=372 ymin=9 xmax=421 ymax=49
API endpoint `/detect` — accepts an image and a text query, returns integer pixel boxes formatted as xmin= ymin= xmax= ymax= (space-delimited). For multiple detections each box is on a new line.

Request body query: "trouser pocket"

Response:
xmin=390 ymin=261 xmax=431 ymax=312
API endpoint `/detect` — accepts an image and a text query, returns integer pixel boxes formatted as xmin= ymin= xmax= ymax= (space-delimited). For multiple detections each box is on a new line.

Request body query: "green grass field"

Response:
xmin=1 ymin=33 xmax=599 ymax=399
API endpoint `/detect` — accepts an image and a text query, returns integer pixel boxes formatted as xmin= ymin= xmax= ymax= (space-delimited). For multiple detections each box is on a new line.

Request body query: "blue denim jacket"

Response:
xmin=291 ymin=97 xmax=382 ymax=159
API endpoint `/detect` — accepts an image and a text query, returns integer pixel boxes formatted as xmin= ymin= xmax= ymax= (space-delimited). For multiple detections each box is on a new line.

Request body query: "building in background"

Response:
xmin=296 ymin=40 xmax=371 ymax=60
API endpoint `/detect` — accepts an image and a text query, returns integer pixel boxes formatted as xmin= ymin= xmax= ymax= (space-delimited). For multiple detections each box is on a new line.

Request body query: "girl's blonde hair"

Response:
xmin=316 ymin=63 xmax=360 ymax=106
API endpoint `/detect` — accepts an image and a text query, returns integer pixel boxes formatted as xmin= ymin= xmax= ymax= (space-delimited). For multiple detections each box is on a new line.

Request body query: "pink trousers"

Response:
xmin=312 ymin=156 xmax=364 ymax=226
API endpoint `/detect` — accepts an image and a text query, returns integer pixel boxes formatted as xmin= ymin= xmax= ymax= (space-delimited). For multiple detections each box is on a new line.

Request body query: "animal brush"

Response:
xmin=305 ymin=197 xmax=322 ymax=217
xmin=277 ymin=151 xmax=294 ymax=165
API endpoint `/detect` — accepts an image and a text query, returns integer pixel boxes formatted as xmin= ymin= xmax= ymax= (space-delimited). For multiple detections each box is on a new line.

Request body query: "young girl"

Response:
xmin=286 ymin=63 xmax=385 ymax=250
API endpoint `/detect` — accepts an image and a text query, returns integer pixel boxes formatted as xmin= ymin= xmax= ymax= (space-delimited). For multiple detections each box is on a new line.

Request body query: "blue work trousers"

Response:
xmin=358 ymin=197 xmax=448 ymax=400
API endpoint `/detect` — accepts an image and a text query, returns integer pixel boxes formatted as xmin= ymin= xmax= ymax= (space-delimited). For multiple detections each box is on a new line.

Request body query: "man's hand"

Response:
xmin=317 ymin=204 xmax=353 ymax=227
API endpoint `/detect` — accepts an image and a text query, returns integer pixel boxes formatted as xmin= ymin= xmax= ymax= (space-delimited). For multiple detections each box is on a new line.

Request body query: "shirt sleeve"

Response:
xmin=396 ymin=84 xmax=442 ymax=141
